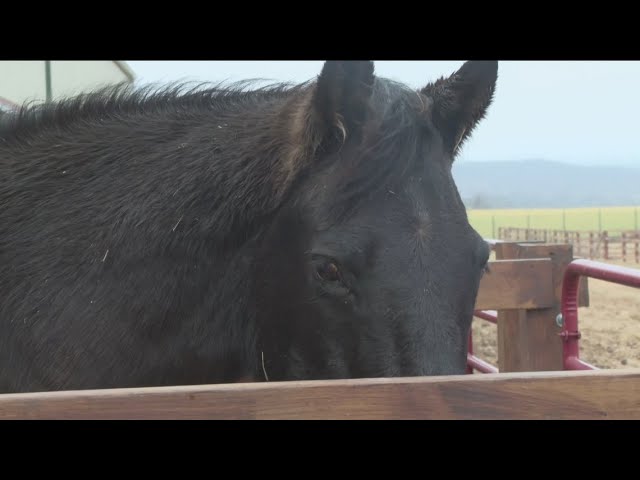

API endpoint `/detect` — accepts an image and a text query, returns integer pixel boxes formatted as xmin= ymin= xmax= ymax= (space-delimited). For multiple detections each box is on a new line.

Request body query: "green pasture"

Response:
xmin=468 ymin=206 xmax=640 ymax=239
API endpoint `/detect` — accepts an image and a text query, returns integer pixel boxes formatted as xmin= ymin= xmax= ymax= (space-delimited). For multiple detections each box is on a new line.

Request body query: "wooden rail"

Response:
xmin=499 ymin=227 xmax=640 ymax=263
xmin=0 ymin=369 xmax=638 ymax=419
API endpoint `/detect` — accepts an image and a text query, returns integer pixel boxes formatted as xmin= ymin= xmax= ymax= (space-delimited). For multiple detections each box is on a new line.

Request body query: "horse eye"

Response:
xmin=317 ymin=262 xmax=341 ymax=282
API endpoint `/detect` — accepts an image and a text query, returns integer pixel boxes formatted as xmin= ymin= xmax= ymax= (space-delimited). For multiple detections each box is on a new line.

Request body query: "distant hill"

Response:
xmin=452 ymin=160 xmax=640 ymax=209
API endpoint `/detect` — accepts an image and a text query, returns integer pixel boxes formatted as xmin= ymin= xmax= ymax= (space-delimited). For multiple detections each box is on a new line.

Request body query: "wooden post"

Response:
xmin=598 ymin=209 xmax=602 ymax=231
xmin=494 ymin=242 xmax=588 ymax=373
xmin=622 ymin=233 xmax=627 ymax=263
xmin=604 ymin=231 xmax=609 ymax=260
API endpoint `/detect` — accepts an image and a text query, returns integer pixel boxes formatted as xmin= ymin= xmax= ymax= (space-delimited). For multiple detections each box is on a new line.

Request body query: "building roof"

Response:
xmin=113 ymin=61 xmax=136 ymax=82
xmin=0 ymin=96 xmax=18 ymax=111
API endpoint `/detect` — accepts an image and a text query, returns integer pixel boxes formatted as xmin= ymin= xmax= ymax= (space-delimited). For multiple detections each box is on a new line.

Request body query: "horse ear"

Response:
xmin=312 ymin=61 xmax=375 ymax=146
xmin=421 ymin=60 xmax=498 ymax=156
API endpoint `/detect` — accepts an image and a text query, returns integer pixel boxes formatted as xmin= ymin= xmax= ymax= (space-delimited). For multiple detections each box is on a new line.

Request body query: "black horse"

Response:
xmin=0 ymin=61 xmax=497 ymax=393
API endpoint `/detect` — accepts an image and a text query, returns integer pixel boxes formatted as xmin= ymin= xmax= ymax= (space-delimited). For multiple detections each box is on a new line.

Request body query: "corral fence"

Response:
xmin=499 ymin=227 xmax=640 ymax=263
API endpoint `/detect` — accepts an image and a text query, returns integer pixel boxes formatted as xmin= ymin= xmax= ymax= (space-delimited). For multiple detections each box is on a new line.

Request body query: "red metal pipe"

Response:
xmin=466 ymin=310 xmax=498 ymax=373
xmin=561 ymin=259 xmax=640 ymax=370
xmin=474 ymin=310 xmax=497 ymax=324
xmin=565 ymin=356 xmax=597 ymax=371
xmin=467 ymin=354 xmax=499 ymax=374
xmin=466 ymin=333 xmax=474 ymax=374
xmin=565 ymin=259 xmax=640 ymax=288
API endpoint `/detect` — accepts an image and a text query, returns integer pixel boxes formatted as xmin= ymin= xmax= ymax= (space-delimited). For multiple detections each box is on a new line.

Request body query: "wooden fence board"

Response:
xmin=1 ymin=369 xmax=638 ymax=420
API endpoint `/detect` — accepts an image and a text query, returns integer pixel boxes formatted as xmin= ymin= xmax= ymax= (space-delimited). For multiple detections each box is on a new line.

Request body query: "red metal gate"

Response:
xmin=559 ymin=259 xmax=640 ymax=370
xmin=467 ymin=258 xmax=640 ymax=374
xmin=467 ymin=310 xmax=498 ymax=373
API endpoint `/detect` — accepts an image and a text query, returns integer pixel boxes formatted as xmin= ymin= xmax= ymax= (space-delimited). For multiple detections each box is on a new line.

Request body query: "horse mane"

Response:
xmin=0 ymin=79 xmax=306 ymax=141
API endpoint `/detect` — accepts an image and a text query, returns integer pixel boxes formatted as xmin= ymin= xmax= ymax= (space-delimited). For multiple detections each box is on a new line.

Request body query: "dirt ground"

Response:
xmin=472 ymin=259 xmax=640 ymax=370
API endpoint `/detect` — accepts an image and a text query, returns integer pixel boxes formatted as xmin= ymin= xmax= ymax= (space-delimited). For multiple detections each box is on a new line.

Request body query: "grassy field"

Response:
xmin=468 ymin=206 xmax=640 ymax=238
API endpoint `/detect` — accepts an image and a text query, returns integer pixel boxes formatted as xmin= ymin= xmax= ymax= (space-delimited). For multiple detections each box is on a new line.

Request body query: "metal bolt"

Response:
xmin=556 ymin=313 xmax=564 ymax=328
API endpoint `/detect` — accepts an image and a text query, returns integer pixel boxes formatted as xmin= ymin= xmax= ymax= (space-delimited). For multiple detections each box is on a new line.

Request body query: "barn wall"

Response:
xmin=0 ymin=61 xmax=47 ymax=105
xmin=51 ymin=61 xmax=131 ymax=100
xmin=0 ymin=61 xmax=133 ymax=107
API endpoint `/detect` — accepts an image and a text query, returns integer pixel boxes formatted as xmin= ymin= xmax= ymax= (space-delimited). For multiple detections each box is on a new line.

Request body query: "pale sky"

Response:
xmin=127 ymin=61 xmax=640 ymax=167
